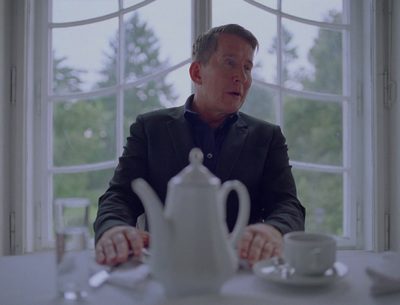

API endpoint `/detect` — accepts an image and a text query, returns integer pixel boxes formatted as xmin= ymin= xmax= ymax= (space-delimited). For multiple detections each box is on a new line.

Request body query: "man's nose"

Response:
xmin=233 ymin=67 xmax=248 ymax=83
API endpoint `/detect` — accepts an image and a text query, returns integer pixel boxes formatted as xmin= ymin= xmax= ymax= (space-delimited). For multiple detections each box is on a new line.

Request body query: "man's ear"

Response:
xmin=189 ymin=61 xmax=202 ymax=85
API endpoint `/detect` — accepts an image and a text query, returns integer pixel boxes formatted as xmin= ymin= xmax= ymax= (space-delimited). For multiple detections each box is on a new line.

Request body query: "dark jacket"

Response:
xmin=94 ymin=104 xmax=305 ymax=243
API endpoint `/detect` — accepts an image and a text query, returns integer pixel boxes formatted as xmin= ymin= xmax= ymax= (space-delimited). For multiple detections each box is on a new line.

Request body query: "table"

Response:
xmin=0 ymin=251 xmax=398 ymax=305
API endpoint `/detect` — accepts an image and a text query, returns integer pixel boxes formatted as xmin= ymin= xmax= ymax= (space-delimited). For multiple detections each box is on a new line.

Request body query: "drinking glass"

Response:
xmin=54 ymin=198 xmax=90 ymax=300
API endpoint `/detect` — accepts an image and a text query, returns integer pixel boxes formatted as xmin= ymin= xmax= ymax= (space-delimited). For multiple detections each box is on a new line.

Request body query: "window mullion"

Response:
xmin=276 ymin=0 xmax=283 ymax=127
xmin=116 ymin=9 xmax=125 ymax=158
xmin=341 ymin=0 xmax=353 ymax=244
xmin=192 ymin=0 xmax=211 ymax=43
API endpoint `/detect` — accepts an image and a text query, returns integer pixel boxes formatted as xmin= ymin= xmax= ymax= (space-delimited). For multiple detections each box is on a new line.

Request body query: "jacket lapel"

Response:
xmin=166 ymin=107 xmax=195 ymax=168
xmin=216 ymin=117 xmax=248 ymax=181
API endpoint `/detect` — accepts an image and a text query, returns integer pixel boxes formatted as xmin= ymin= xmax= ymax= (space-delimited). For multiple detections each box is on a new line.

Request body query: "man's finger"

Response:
xmin=113 ymin=232 xmax=130 ymax=262
xmin=95 ymin=243 xmax=106 ymax=264
xmin=102 ymin=238 xmax=118 ymax=264
xmin=260 ymin=242 xmax=274 ymax=260
xmin=238 ymin=229 xmax=254 ymax=258
xmin=247 ymin=234 xmax=265 ymax=265
xmin=125 ymin=229 xmax=144 ymax=257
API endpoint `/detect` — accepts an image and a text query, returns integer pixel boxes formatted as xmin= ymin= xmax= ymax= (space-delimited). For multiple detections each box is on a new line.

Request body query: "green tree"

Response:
xmin=241 ymin=83 xmax=275 ymax=123
xmin=242 ymin=25 xmax=298 ymax=124
xmin=53 ymin=12 xmax=176 ymax=168
xmin=300 ymin=10 xmax=342 ymax=94
xmin=52 ymin=55 xmax=83 ymax=94
xmin=97 ymin=12 xmax=177 ymax=137
xmin=52 ymin=13 xmax=176 ymax=230
xmin=52 ymin=56 xmax=116 ymax=230
xmin=268 ymin=25 xmax=298 ymax=82
xmin=261 ymin=11 xmax=344 ymax=235
xmin=283 ymin=10 xmax=344 ymax=235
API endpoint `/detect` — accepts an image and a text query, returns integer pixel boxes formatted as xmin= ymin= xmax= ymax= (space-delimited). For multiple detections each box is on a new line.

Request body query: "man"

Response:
xmin=94 ymin=24 xmax=305 ymax=267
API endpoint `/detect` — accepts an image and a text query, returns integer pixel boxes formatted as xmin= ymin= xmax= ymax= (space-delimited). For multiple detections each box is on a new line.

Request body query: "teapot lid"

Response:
xmin=170 ymin=148 xmax=220 ymax=186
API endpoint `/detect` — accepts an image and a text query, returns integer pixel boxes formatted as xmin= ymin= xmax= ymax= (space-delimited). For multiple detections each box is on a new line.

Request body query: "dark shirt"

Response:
xmin=184 ymin=97 xmax=238 ymax=174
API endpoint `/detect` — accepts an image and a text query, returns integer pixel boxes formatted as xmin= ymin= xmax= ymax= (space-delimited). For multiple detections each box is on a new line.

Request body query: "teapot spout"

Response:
xmin=132 ymin=179 xmax=172 ymax=274
xmin=131 ymin=178 xmax=168 ymax=238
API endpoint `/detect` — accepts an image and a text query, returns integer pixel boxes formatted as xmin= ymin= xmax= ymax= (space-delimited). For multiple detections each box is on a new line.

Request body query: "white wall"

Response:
xmin=390 ymin=0 xmax=400 ymax=251
xmin=0 ymin=0 xmax=29 ymax=256
xmin=0 ymin=0 xmax=12 ymax=255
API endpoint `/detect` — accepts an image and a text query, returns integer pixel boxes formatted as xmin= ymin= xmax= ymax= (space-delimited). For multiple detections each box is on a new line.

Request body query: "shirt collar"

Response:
xmin=184 ymin=95 xmax=239 ymax=129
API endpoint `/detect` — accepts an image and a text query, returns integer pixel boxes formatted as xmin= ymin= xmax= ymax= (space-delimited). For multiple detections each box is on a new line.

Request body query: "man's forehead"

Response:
xmin=219 ymin=50 xmax=255 ymax=63
xmin=221 ymin=52 xmax=253 ymax=62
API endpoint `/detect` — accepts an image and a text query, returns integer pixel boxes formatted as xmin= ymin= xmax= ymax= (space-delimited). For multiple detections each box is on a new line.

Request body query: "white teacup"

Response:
xmin=283 ymin=232 xmax=336 ymax=276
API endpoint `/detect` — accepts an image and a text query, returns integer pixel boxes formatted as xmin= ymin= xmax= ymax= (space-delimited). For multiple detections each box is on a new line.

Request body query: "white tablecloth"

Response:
xmin=0 ymin=251 xmax=398 ymax=305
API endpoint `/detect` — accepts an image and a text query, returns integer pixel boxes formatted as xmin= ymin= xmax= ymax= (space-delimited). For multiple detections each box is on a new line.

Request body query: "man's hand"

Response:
xmin=95 ymin=226 xmax=150 ymax=265
xmin=238 ymin=223 xmax=283 ymax=267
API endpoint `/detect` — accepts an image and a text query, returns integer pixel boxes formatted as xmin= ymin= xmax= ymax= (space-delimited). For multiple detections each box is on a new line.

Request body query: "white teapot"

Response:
xmin=131 ymin=148 xmax=250 ymax=297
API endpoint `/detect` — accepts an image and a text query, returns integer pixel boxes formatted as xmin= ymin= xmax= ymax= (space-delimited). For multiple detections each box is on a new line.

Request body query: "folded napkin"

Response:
xmin=107 ymin=263 xmax=150 ymax=288
xmin=365 ymin=251 xmax=400 ymax=295
xmin=90 ymin=257 xmax=150 ymax=289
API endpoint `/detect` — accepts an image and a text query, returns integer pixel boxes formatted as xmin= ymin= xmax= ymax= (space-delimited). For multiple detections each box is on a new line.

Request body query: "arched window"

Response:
xmin=28 ymin=0 xmax=369 ymax=250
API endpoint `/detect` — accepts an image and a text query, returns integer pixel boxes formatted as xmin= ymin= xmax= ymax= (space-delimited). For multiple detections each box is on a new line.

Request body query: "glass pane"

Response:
xmin=123 ymin=74 xmax=178 ymax=139
xmin=53 ymin=95 xmax=117 ymax=166
xmin=241 ymin=84 xmax=276 ymax=123
xmin=282 ymin=0 xmax=343 ymax=24
xmin=212 ymin=0 xmax=277 ymax=85
xmin=283 ymin=95 xmax=343 ymax=166
xmin=281 ymin=18 xmax=343 ymax=94
xmin=52 ymin=0 xmax=118 ymax=23
xmin=52 ymin=18 xmax=119 ymax=93
xmin=251 ymin=0 xmax=277 ymax=10
xmin=163 ymin=63 xmax=192 ymax=107
xmin=123 ymin=0 xmax=191 ymax=83
xmin=124 ymin=0 xmax=147 ymax=9
xmin=293 ymin=169 xmax=343 ymax=236
xmin=53 ymin=168 xmax=115 ymax=237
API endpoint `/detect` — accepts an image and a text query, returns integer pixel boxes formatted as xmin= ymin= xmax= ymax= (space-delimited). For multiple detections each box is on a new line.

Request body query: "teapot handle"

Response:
xmin=219 ymin=180 xmax=250 ymax=249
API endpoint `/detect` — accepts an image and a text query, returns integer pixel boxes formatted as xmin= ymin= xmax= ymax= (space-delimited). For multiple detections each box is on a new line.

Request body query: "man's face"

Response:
xmin=193 ymin=33 xmax=254 ymax=116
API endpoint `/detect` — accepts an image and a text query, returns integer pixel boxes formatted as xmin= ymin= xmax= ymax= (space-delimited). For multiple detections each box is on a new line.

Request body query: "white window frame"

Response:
xmin=2 ymin=0 xmax=398 ymax=255
xmin=34 ymin=0 xmax=202 ymax=251
xmin=240 ymin=0 xmax=361 ymax=249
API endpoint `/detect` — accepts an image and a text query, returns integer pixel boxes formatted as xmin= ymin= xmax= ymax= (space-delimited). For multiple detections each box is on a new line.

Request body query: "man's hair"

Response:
xmin=192 ymin=24 xmax=259 ymax=65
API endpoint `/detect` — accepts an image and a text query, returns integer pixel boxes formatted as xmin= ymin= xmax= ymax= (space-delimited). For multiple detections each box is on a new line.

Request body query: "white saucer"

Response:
xmin=253 ymin=258 xmax=348 ymax=286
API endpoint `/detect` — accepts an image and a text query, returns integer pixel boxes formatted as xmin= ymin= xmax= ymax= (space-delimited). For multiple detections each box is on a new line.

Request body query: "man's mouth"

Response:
xmin=228 ymin=91 xmax=241 ymax=96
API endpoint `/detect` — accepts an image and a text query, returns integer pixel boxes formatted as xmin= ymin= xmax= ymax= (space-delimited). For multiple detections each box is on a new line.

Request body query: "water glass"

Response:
xmin=55 ymin=198 xmax=90 ymax=300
